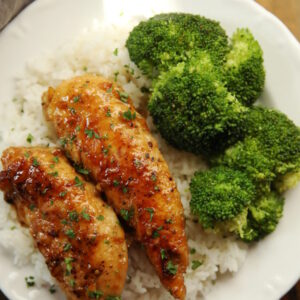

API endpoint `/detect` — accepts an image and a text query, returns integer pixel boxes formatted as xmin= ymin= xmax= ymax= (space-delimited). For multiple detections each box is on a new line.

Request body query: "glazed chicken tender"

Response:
xmin=0 ymin=147 xmax=128 ymax=300
xmin=42 ymin=74 xmax=188 ymax=299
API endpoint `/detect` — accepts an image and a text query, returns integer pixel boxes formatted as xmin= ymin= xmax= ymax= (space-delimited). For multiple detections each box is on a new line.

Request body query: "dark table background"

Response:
xmin=0 ymin=0 xmax=299 ymax=299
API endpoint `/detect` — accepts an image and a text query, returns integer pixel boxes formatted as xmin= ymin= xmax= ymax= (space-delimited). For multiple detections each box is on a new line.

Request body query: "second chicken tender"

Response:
xmin=0 ymin=147 xmax=128 ymax=300
xmin=42 ymin=74 xmax=188 ymax=300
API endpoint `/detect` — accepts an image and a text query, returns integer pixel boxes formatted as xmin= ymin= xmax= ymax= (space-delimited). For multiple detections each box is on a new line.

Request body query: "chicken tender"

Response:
xmin=0 ymin=147 xmax=128 ymax=300
xmin=42 ymin=74 xmax=188 ymax=299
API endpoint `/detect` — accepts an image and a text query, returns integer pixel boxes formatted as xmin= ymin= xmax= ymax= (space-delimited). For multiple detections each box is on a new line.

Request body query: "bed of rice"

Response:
xmin=0 ymin=18 xmax=248 ymax=299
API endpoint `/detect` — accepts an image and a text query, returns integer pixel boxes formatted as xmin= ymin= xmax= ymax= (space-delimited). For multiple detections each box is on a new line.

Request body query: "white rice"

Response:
xmin=0 ymin=18 xmax=248 ymax=299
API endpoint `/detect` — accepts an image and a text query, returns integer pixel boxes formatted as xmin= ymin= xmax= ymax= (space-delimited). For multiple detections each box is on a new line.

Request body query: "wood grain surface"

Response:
xmin=255 ymin=2 xmax=300 ymax=299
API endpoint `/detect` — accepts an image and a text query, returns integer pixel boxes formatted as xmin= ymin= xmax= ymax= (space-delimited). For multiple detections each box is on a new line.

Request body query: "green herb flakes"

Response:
xmin=120 ymin=208 xmax=134 ymax=222
xmin=191 ymin=260 xmax=203 ymax=270
xmin=145 ymin=208 xmax=154 ymax=222
xmin=123 ymin=109 xmax=136 ymax=121
xmin=73 ymin=95 xmax=80 ymax=103
xmin=69 ymin=211 xmax=79 ymax=222
xmin=63 ymin=243 xmax=72 ymax=252
xmin=81 ymin=209 xmax=91 ymax=221
xmin=166 ymin=260 xmax=178 ymax=275
xmin=26 ymin=133 xmax=33 ymax=144
xmin=97 ymin=215 xmax=104 ymax=221
xmin=65 ymin=229 xmax=76 ymax=239
xmin=49 ymin=284 xmax=56 ymax=294
xmin=25 ymin=276 xmax=35 ymax=287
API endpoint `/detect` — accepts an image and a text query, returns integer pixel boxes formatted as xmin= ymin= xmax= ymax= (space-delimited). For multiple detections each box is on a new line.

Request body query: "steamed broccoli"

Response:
xmin=190 ymin=167 xmax=284 ymax=242
xmin=214 ymin=107 xmax=300 ymax=193
xmin=246 ymin=107 xmax=300 ymax=178
xmin=223 ymin=28 xmax=265 ymax=106
xmin=126 ymin=13 xmax=229 ymax=77
xmin=190 ymin=166 xmax=256 ymax=229
xmin=212 ymin=137 xmax=276 ymax=195
xmin=148 ymin=53 xmax=247 ymax=156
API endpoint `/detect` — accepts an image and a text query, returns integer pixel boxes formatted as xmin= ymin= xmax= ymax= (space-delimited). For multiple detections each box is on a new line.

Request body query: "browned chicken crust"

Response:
xmin=0 ymin=147 xmax=128 ymax=300
xmin=42 ymin=74 xmax=188 ymax=299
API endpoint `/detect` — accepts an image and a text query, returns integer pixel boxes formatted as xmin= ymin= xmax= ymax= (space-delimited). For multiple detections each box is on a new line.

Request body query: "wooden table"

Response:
xmin=255 ymin=1 xmax=300 ymax=299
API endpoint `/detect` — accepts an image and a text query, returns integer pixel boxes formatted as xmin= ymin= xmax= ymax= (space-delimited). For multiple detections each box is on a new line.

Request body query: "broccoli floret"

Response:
xmin=190 ymin=167 xmax=284 ymax=242
xmin=223 ymin=28 xmax=265 ymax=106
xmin=148 ymin=54 xmax=247 ymax=156
xmin=190 ymin=166 xmax=256 ymax=229
xmin=212 ymin=137 xmax=276 ymax=195
xmin=246 ymin=107 xmax=300 ymax=191
xmin=214 ymin=106 xmax=300 ymax=193
xmin=126 ymin=13 xmax=229 ymax=77
xmin=247 ymin=192 xmax=284 ymax=239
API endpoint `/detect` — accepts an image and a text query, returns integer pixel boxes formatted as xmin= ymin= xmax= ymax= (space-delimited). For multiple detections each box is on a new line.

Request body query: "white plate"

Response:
xmin=0 ymin=0 xmax=300 ymax=299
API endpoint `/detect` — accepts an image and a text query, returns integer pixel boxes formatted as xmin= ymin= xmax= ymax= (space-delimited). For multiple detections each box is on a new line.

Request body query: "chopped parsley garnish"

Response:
xmin=123 ymin=109 xmax=136 ymax=121
xmin=24 ymin=152 xmax=30 ymax=158
xmin=106 ymin=109 xmax=112 ymax=117
xmin=82 ymin=66 xmax=88 ymax=72
xmin=145 ymin=208 xmax=154 ymax=222
xmin=84 ymin=128 xmax=100 ymax=139
xmin=49 ymin=171 xmax=58 ymax=177
xmin=106 ymin=87 xmax=113 ymax=93
xmin=122 ymin=186 xmax=128 ymax=194
xmin=29 ymin=204 xmax=36 ymax=211
xmin=26 ymin=133 xmax=33 ymax=144
xmin=102 ymin=148 xmax=109 ymax=156
xmin=32 ymin=158 xmax=39 ymax=167
xmin=113 ymin=179 xmax=119 ymax=187
xmin=151 ymin=174 xmax=157 ymax=181
xmin=63 ymin=243 xmax=72 ymax=252
xmin=166 ymin=261 xmax=178 ymax=275
xmin=120 ymin=208 xmax=134 ymax=222
xmin=191 ymin=260 xmax=203 ymax=270
xmin=73 ymin=95 xmax=80 ymax=103
xmin=53 ymin=156 xmax=59 ymax=163
xmin=59 ymin=138 xmax=67 ymax=147
xmin=50 ymin=200 xmax=54 ymax=206
xmin=152 ymin=226 xmax=163 ymax=238
xmin=59 ymin=191 xmax=67 ymax=197
xmin=69 ymin=279 xmax=75 ymax=287
xmin=69 ymin=211 xmax=79 ymax=222
xmin=61 ymin=219 xmax=69 ymax=225
xmin=97 ymin=215 xmax=104 ymax=221
xmin=42 ymin=188 xmax=48 ymax=195
xmin=160 ymin=249 xmax=166 ymax=260
xmin=65 ymin=229 xmax=76 ymax=239
xmin=75 ymin=165 xmax=89 ymax=175
xmin=165 ymin=218 xmax=173 ymax=224
xmin=114 ymin=71 xmax=119 ymax=82
xmin=49 ymin=284 xmax=56 ymax=294
xmin=117 ymin=91 xmax=129 ymax=103
xmin=74 ymin=176 xmax=84 ymax=189
xmin=64 ymin=257 xmax=74 ymax=275
xmin=25 ymin=276 xmax=35 ymax=287
xmin=69 ymin=107 xmax=76 ymax=115
xmin=81 ymin=209 xmax=90 ymax=221
xmin=154 ymin=185 xmax=160 ymax=191
xmin=190 ymin=248 xmax=196 ymax=254
xmin=113 ymin=48 xmax=118 ymax=56
xmin=88 ymin=290 xmax=104 ymax=299
xmin=10 ymin=225 xmax=16 ymax=230
xmin=106 ymin=297 xmax=121 ymax=300
xmin=75 ymin=125 xmax=81 ymax=132
xmin=104 ymin=240 xmax=110 ymax=245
